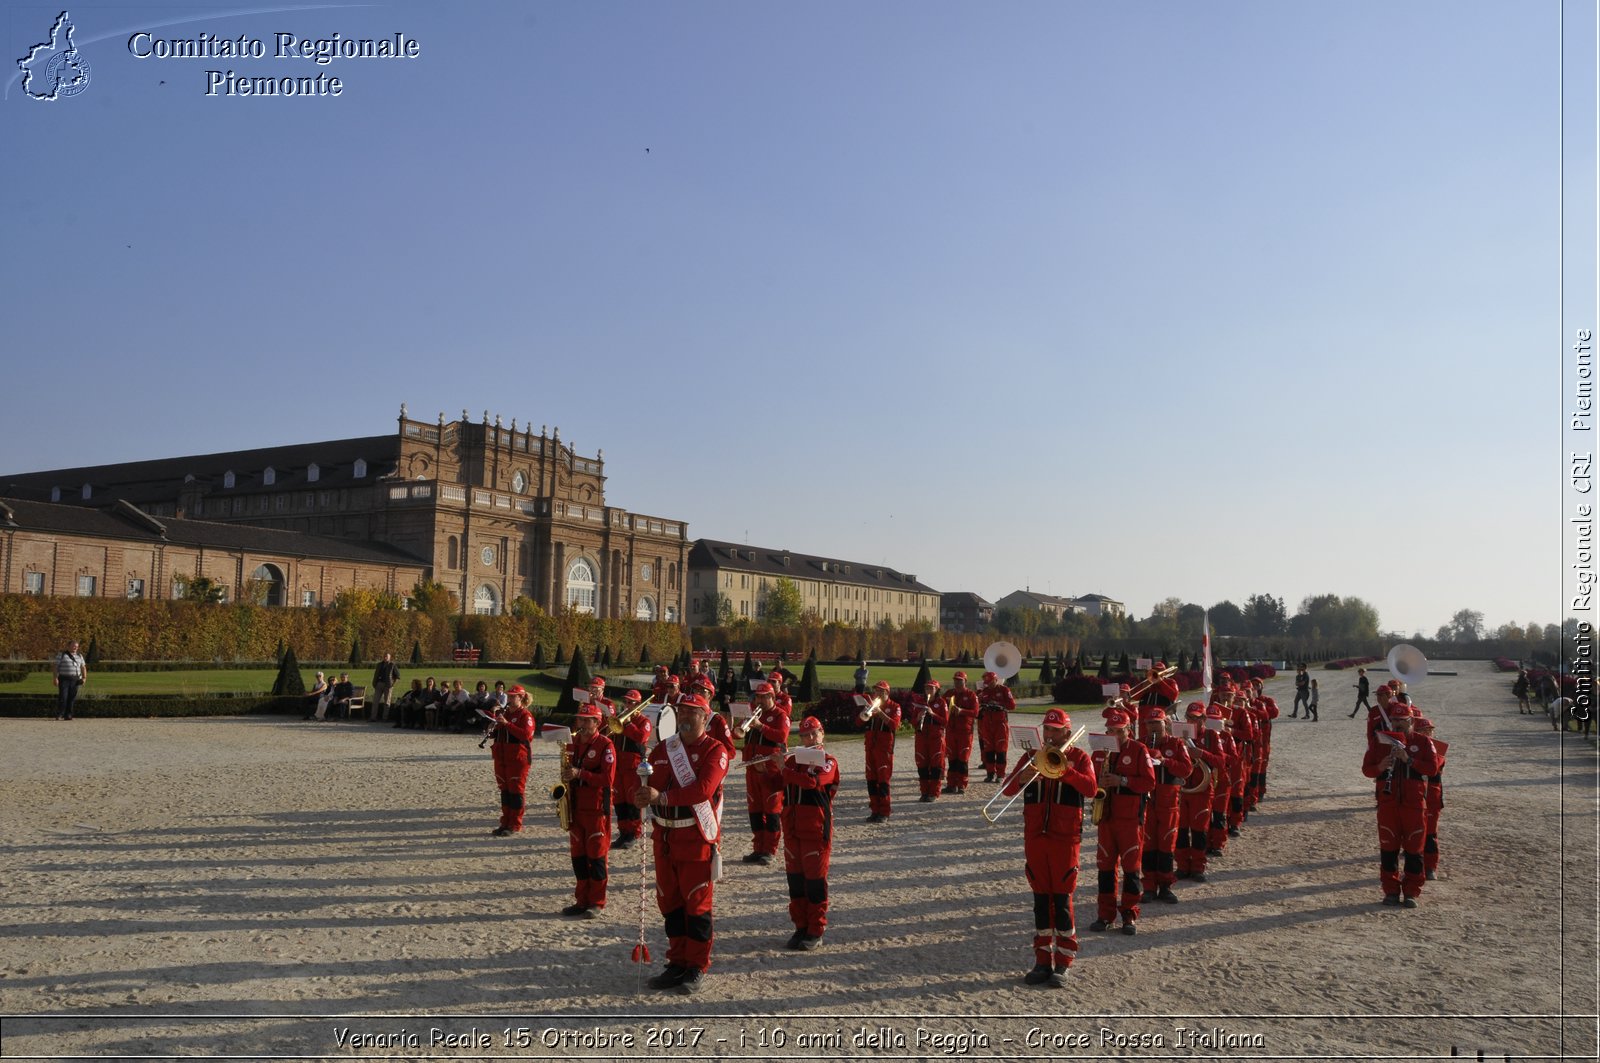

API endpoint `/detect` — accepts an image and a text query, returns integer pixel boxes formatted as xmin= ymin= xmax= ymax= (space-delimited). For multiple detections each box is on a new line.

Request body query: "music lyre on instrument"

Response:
xmin=982 ymin=725 xmax=1087 ymax=823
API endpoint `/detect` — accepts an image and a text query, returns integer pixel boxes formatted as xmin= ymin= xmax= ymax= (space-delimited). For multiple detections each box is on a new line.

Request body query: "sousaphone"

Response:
xmin=982 ymin=641 xmax=1024 ymax=680
xmin=1386 ymin=644 xmax=1429 ymax=685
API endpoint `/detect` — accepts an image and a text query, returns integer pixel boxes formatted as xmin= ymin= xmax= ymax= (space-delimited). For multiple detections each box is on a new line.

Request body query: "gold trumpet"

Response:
xmin=551 ymin=744 xmax=573 ymax=831
xmin=607 ymin=698 xmax=650 ymax=737
xmin=981 ymin=726 xmax=1087 ymax=823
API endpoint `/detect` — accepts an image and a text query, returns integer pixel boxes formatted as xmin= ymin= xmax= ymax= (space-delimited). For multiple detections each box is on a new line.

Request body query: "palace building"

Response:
xmin=686 ymin=539 xmax=940 ymax=628
xmin=1 ymin=407 xmax=689 ymax=620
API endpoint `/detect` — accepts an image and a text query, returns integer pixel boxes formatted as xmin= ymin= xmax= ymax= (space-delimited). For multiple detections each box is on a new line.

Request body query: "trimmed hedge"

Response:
xmin=0 ymin=693 xmax=300 ymax=718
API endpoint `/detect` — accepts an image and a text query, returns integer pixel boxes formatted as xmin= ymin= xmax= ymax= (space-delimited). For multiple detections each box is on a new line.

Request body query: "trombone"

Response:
xmin=1115 ymin=666 xmax=1178 ymax=709
xmin=981 ymin=726 xmax=1087 ymax=823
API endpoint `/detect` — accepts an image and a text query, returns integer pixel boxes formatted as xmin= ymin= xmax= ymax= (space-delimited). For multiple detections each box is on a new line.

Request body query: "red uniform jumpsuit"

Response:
xmin=1004 ymin=744 xmax=1098 ymax=970
xmin=1228 ymin=709 xmax=1255 ymax=829
xmin=644 ymin=733 xmax=731 ymax=973
xmin=1206 ymin=717 xmax=1239 ymax=854
xmin=862 ymin=696 xmax=902 ymax=819
xmin=1255 ymin=696 xmax=1279 ymax=798
xmin=977 ymin=682 xmax=1015 ymax=780
xmin=1423 ymin=740 xmax=1446 ymax=875
xmin=944 ymin=687 xmax=980 ymax=792
xmin=1177 ymin=727 xmax=1227 ymax=876
xmin=911 ymin=692 xmax=949 ymax=799
xmin=781 ymin=750 xmax=841 ymax=939
xmin=1138 ymin=733 xmax=1193 ymax=894
xmin=1094 ymin=739 xmax=1156 ymax=924
xmin=613 ymin=712 xmax=653 ymax=843
xmin=490 ymin=705 xmax=536 ymax=832
xmin=741 ymin=704 xmax=790 ymax=858
xmin=567 ymin=731 xmax=616 ymax=909
xmin=1361 ymin=732 xmax=1441 ymax=900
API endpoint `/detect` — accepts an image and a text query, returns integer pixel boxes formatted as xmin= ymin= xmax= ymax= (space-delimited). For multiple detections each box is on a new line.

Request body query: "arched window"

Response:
xmin=447 ymin=536 xmax=459 ymax=569
xmin=566 ymin=558 xmax=597 ymax=615
xmin=636 ymin=596 xmax=656 ymax=621
xmin=50 ymin=486 xmax=61 ymax=502
xmin=307 ymin=463 xmax=320 ymax=483
xmin=353 ymin=458 xmax=368 ymax=478
xmin=80 ymin=483 xmax=92 ymax=500
xmin=668 ymin=562 xmax=677 ymax=590
xmin=474 ymin=584 xmax=501 ymax=616
xmin=223 ymin=471 xmax=236 ymax=489
xmin=251 ymin=563 xmax=285 ymax=606
xmin=263 ymin=467 xmax=276 ymax=486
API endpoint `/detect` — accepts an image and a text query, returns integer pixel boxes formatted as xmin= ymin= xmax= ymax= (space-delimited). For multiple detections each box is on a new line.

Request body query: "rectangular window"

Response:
xmin=301 ymin=590 xmax=317 ymax=606
xmin=76 ymin=575 xmax=96 ymax=597
xmin=740 ymin=601 xmax=749 ymax=616
xmin=172 ymin=579 xmax=187 ymax=599
xmin=232 ymin=497 xmax=244 ymax=515
xmin=256 ymin=495 xmax=268 ymax=512
xmin=127 ymin=578 xmax=145 ymax=600
xmin=275 ymin=494 xmax=288 ymax=511
xmin=23 ymin=571 xmax=44 ymax=595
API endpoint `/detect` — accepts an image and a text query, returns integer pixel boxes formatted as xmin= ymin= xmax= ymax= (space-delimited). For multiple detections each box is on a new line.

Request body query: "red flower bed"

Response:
xmin=1325 ymin=656 xmax=1381 ymax=671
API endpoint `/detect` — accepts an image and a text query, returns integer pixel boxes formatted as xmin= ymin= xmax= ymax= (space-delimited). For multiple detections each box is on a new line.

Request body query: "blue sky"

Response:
xmin=0 ymin=1 xmax=1581 ymax=638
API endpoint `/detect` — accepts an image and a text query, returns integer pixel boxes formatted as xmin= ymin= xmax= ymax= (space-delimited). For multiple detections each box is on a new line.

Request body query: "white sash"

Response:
xmin=663 ymin=734 xmax=721 ymax=845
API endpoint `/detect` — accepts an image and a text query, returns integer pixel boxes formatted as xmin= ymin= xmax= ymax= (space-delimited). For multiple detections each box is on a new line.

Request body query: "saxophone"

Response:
xmin=551 ymin=743 xmax=574 ymax=830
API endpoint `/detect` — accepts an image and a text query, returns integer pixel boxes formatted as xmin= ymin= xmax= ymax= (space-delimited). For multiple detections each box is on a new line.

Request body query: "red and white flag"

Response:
xmin=1201 ymin=611 xmax=1213 ymax=701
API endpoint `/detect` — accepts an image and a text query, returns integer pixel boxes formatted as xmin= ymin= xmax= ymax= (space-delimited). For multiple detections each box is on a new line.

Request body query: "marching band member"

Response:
xmin=561 ymin=701 xmax=617 ymax=917
xmin=488 ymin=686 xmax=536 ymax=837
xmin=634 ymin=693 xmax=731 ymax=993
xmin=739 ymin=682 xmax=790 ymax=865
xmin=943 ymin=671 xmax=980 ymax=794
xmin=1227 ymin=693 xmax=1255 ymax=831
xmin=1175 ymin=702 xmax=1227 ymax=882
xmin=586 ymin=676 xmax=616 ymax=721
xmin=768 ymin=669 xmax=794 ymax=715
xmin=1002 ymin=708 xmax=1098 ymax=986
xmin=694 ymin=675 xmax=737 ymax=757
xmin=612 ymin=689 xmax=653 ymax=850
xmin=1413 ymin=716 xmax=1446 ymax=880
xmin=780 ymin=716 xmax=840 ymax=950
xmin=977 ymin=670 xmax=1016 ymax=783
xmin=1361 ymin=701 xmax=1440 ymax=907
xmin=1136 ymin=705 xmax=1192 ymax=905
xmin=1205 ymin=702 xmax=1238 ymax=857
xmin=1138 ymin=662 xmax=1180 ymax=709
xmin=1091 ymin=709 xmax=1155 ymax=934
xmin=860 ymin=679 xmax=902 ymax=822
xmin=651 ymin=667 xmax=677 ymax=704
xmin=911 ymin=679 xmax=949 ymax=802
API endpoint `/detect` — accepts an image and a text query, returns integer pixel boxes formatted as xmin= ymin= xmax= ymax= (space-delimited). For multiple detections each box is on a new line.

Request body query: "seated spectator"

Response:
xmin=444 ymin=679 xmax=472 ymax=731
xmin=304 ymin=671 xmax=330 ymax=721
xmin=394 ymin=679 xmax=425 ymax=729
xmin=325 ymin=673 xmax=355 ymax=720
xmin=419 ymin=676 xmax=444 ymax=728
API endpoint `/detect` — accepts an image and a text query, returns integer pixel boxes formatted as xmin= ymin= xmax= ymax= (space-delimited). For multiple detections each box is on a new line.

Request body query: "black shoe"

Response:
xmin=1121 ymin=921 xmax=1137 ymax=936
xmin=1206 ymin=848 xmax=1224 ymax=857
xmin=785 ymin=929 xmax=807 ymax=950
xmin=1024 ymin=962 xmax=1053 ymax=985
xmin=1047 ymin=966 xmax=1067 ymax=988
xmin=1157 ymin=886 xmax=1179 ymax=904
xmin=1401 ymin=896 xmax=1418 ymax=909
xmin=941 ymin=785 xmax=958 ymax=794
xmin=756 ymin=852 xmax=774 ymax=865
xmin=1227 ymin=827 xmax=1240 ymax=838
xmin=648 ymin=964 xmax=687 ymax=989
xmin=560 ymin=903 xmax=590 ymax=917
xmin=867 ymin=813 xmax=886 ymax=823
xmin=677 ymin=968 xmax=704 ymax=995
xmin=797 ymin=934 xmax=819 ymax=950
xmin=1424 ymin=869 xmax=1435 ymax=881
xmin=1140 ymin=890 xmax=1156 ymax=903
xmin=742 ymin=851 xmax=765 ymax=864
xmin=1381 ymin=894 xmax=1400 ymax=907
xmin=613 ymin=835 xmax=636 ymax=850
xmin=491 ymin=827 xmax=512 ymax=837
xmin=1191 ymin=872 xmax=1208 ymax=884
xmin=1090 ymin=918 xmax=1113 ymax=932
xmin=919 ymin=794 xmax=934 ymax=803
xmin=1174 ymin=869 xmax=1192 ymax=880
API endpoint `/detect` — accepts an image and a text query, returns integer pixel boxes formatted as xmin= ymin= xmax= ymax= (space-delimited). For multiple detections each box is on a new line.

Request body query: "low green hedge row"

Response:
xmin=0 ymin=694 xmax=302 ymax=718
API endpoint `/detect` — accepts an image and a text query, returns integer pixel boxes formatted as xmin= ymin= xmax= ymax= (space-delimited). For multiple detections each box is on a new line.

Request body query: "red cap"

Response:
xmin=1388 ymin=702 xmax=1413 ymax=718
xmin=1205 ymin=706 xmax=1226 ymax=719
xmin=590 ymin=677 xmax=606 ymax=689
xmin=507 ymin=684 xmax=526 ymax=695
xmin=953 ymin=670 xmax=968 ymax=680
xmin=754 ymin=682 xmax=774 ymax=695
xmin=1104 ymin=709 xmax=1130 ymax=729
xmin=767 ymin=670 xmax=784 ymax=682
xmin=1140 ymin=706 xmax=1166 ymax=722
xmin=622 ymin=689 xmax=643 ymax=704
xmin=874 ymin=680 xmax=892 ymax=691
xmin=926 ymin=679 xmax=941 ymax=690
xmin=677 ymin=693 xmax=709 ymax=712
xmin=982 ymin=671 xmax=999 ymax=683
xmin=1042 ymin=708 xmax=1069 ymax=728
xmin=798 ymin=715 xmax=823 ymax=734
xmin=691 ymin=676 xmax=715 ymax=692
xmin=665 ymin=674 xmax=681 ymax=685
xmin=1118 ymin=683 xmax=1131 ymax=692
xmin=1413 ymin=716 xmax=1434 ymax=729
xmin=1185 ymin=701 xmax=1206 ymax=718
xmin=576 ymin=702 xmax=603 ymax=720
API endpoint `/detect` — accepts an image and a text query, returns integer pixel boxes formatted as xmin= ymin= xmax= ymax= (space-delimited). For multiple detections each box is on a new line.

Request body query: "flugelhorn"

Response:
xmin=981 ymin=726 xmax=1087 ymax=823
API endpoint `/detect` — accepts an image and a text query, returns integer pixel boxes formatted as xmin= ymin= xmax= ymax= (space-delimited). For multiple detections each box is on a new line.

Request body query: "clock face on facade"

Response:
xmin=481 ymin=546 xmax=495 ymax=566
xmin=512 ymin=471 xmax=527 ymax=492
